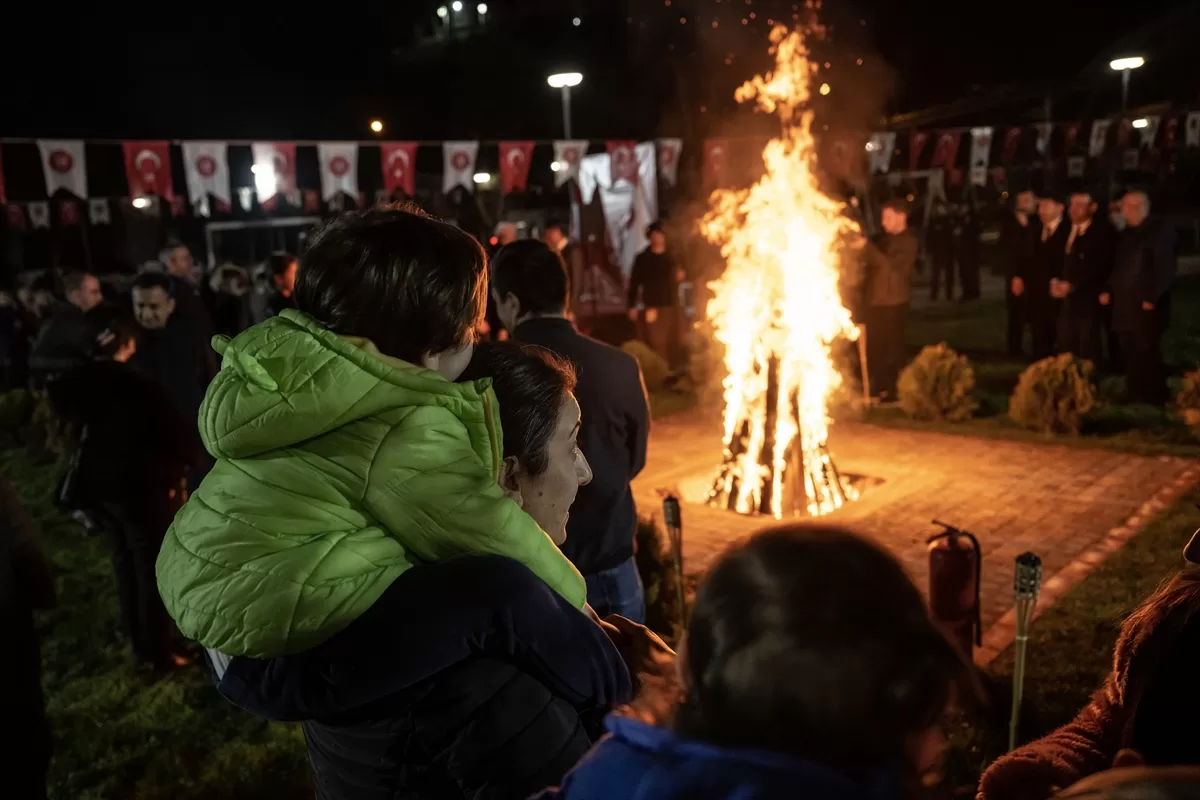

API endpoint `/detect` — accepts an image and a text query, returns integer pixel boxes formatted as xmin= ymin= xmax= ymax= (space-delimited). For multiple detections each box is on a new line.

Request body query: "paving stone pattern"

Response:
xmin=633 ymin=412 xmax=1199 ymax=652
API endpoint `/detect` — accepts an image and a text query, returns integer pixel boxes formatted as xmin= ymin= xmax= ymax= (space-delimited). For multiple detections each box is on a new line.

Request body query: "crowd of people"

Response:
xmin=0 ymin=201 xmax=1196 ymax=800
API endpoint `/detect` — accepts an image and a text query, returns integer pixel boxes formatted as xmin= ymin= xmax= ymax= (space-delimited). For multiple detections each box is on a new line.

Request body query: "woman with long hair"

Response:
xmin=546 ymin=524 xmax=973 ymax=799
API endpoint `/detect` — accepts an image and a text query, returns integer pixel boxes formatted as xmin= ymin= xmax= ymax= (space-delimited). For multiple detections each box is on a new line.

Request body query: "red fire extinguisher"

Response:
xmin=927 ymin=520 xmax=982 ymax=658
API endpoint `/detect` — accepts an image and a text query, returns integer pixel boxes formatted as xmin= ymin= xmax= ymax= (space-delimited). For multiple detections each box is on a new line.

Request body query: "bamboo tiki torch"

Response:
xmin=1009 ymin=552 xmax=1042 ymax=751
xmin=662 ymin=494 xmax=687 ymax=624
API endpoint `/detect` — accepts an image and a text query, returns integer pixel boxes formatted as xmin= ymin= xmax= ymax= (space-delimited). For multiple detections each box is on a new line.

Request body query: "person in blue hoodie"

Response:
xmin=543 ymin=524 xmax=975 ymax=800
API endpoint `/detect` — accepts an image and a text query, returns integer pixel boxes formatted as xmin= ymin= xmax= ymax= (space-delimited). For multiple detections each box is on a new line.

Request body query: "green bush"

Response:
xmin=896 ymin=343 xmax=978 ymax=422
xmin=1177 ymin=368 xmax=1200 ymax=439
xmin=633 ymin=514 xmax=686 ymax=645
xmin=622 ymin=340 xmax=670 ymax=392
xmin=1008 ymin=354 xmax=1097 ymax=435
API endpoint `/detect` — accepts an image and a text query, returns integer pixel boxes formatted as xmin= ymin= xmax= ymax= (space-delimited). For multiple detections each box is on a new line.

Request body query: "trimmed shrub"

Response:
xmin=622 ymin=340 xmax=669 ymax=392
xmin=897 ymin=343 xmax=978 ymax=422
xmin=1177 ymin=368 xmax=1200 ymax=439
xmin=1008 ymin=354 xmax=1097 ymax=435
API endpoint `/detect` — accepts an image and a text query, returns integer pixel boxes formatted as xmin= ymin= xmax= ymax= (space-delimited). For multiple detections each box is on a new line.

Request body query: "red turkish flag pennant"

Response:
xmin=704 ymin=138 xmax=730 ymax=188
xmin=58 ymin=198 xmax=80 ymax=226
xmin=122 ymin=141 xmax=174 ymax=199
xmin=1063 ymin=123 xmax=1081 ymax=154
xmin=930 ymin=131 xmax=961 ymax=169
xmin=4 ymin=204 xmax=24 ymax=230
xmin=607 ymin=140 xmax=638 ymax=186
xmin=1164 ymin=117 xmax=1179 ymax=150
xmin=908 ymin=131 xmax=929 ymax=171
xmin=380 ymin=142 xmax=418 ymax=197
xmin=1003 ymin=127 xmax=1022 ymax=163
xmin=499 ymin=141 xmax=535 ymax=193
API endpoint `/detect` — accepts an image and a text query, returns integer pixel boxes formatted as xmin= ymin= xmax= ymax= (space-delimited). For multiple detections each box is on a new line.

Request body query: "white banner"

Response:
xmin=1067 ymin=156 xmax=1086 ymax=178
xmin=1140 ymin=116 xmax=1160 ymax=149
xmin=656 ymin=138 xmax=682 ymax=187
xmin=1034 ymin=123 xmax=1052 ymax=156
xmin=318 ymin=142 xmax=359 ymax=201
xmin=88 ymin=198 xmax=111 ymax=225
xmin=867 ymin=131 xmax=896 ymax=174
xmin=28 ymin=201 xmax=50 ymax=229
xmin=1089 ymin=119 xmax=1111 ymax=157
xmin=181 ymin=141 xmax=231 ymax=208
xmin=1187 ymin=112 xmax=1200 ymax=148
xmin=552 ymin=140 xmax=588 ymax=187
xmin=251 ymin=143 xmax=295 ymax=203
xmin=37 ymin=140 xmax=88 ymax=198
xmin=576 ymin=142 xmax=658 ymax=284
xmin=968 ymin=127 xmax=993 ymax=186
xmin=443 ymin=141 xmax=480 ymax=193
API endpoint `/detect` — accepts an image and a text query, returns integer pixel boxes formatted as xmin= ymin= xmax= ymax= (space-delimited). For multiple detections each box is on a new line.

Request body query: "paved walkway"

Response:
xmin=633 ymin=411 xmax=1199 ymax=664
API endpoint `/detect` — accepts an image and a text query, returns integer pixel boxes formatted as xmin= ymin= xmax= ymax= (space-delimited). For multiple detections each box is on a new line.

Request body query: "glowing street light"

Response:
xmin=473 ymin=172 xmax=492 ymax=185
xmin=369 ymin=119 xmax=384 ymax=134
xmin=437 ymin=5 xmax=448 ymax=17
xmin=477 ymin=2 xmax=487 ymax=13
xmin=1109 ymin=56 xmax=1145 ymax=111
xmin=132 ymin=197 xmax=150 ymax=209
xmin=1132 ymin=118 xmax=1148 ymax=129
xmin=451 ymin=1 xmax=462 ymax=11
xmin=547 ymin=72 xmax=584 ymax=138
xmin=550 ymin=161 xmax=563 ymax=172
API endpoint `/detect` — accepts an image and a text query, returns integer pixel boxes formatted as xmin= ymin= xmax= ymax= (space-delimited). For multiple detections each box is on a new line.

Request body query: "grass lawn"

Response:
xmin=942 ymin=489 xmax=1200 ymax=793
xmin=865 ymin=273 xmax=1200 ymax=458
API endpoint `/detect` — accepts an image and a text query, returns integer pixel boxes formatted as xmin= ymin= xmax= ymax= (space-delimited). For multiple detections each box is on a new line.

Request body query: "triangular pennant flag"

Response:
xmin=443 ymin=141 xmax=480 ymax=193
xmin=606 ymin=140 xmax=638 ymax=186
xmin=380 ymin=142 xmax=418 ymax=197
xmin=552 ymin=140 xmax=587 ymax=187
xmin=867 ymin=132 xmax=896 ymax=174
xmin=1186 ymin=112 xmax=1200 ymax=148
xmin=1140 ymin=116 xmax=1160 ymax=149
xmin=182 ymin=142 xmax=231 ymax=208
xmin=498 ymin=141 xmax=535 ymax=194
xmin=37 ymin=140 xmax=88 ymax=198
xmin=251 ymin=143 xmax=296 ymax=205
xmin=1034 ymin=123 xmax=1053 ymax=156
xmin=657 ymin=138 xmax=682 ymax=186
xmin=968 ymin=127 xmax=993 ymax=185
xmin=930 ymin=130 xmax=961 ymax=169
xmin=28 ymin=201 xmax=50 ymax=229
xmin=318 ymin=143 xmax=359 ymax=201
xmin=123 ymin=141 xmax=174 ymax=199
xmin=88 ymin=198 xmax=111 ymax=225
xmin=1089 ymin=119 xmax=1111 ymax=157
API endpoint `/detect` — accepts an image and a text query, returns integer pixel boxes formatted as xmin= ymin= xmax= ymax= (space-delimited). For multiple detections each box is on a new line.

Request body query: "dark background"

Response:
xmin=5 ymin=0 xmax=1195 ymax=142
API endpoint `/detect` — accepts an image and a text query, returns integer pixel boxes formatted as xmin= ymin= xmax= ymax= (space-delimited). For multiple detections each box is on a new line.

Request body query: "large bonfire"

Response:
xmin=703 ymin=25 xmax=861 ymax=519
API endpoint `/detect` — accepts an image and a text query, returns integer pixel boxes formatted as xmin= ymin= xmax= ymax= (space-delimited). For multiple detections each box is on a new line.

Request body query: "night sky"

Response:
xmin=3 ymin=0 xmax=1190 ymax=142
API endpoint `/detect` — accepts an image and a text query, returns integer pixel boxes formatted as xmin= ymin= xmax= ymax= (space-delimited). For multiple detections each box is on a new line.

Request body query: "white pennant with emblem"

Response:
xmin=443 ymin=142 xmax=480 ymax=193
xmin=1140 ymin=116 xmax=1160 ymax=149
xmin=1187 ymin=113 xmax=1200 ymax=148
xmin=318 ymin=143 xmax=359 ymax=201
xmin=1088 ymin=120 xmax=1111 ymax=157
xmin=37 ymin=140 xmax=88 ymax=199
xmin=969 ymin=127 xmax=993 ymax=186
xmin=181 ymin=142 xmax=231 ymax=207
xmin=656 ymin=138 xmax=682 ymax=187
xmin=553 ymin=140 xmax=588 ymax=187
xmin=88 ymin=198 xmax=111 ymax=225
xmin=28 ymin=201 xmax=50 ymax=229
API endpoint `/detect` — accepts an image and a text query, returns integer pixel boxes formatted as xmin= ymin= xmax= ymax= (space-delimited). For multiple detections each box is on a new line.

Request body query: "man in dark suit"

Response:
xmin=1103 ymin=190 xmax=1176 ymax=404
xmin=1016 ymin=193 xmax=1069 ymax=361
xmin=1056 ymin=190 xmax=1115 ymax=364
xmin=491 ymin=240 xmax=652 ymax=622
xmin=999 ymin=190 xmax=1040 ymax=358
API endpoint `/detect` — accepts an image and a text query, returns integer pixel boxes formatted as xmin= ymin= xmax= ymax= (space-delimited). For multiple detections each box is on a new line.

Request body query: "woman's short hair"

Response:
xmin=460 ymin=342 xmax=576 ymax=476
xmin=295 ymin=204 xmax=487 ymax=365
xmin=675 ymin=524 xmax=970 ymax=778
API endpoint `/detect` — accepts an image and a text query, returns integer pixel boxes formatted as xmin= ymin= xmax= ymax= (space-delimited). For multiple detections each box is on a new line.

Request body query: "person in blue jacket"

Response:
xmin=543 ymin=524 xmax=975 ymax=800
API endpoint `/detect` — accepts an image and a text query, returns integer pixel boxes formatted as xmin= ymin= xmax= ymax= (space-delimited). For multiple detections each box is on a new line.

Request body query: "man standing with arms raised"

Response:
xmin=491 ymin=240 xmax=652 ymax=621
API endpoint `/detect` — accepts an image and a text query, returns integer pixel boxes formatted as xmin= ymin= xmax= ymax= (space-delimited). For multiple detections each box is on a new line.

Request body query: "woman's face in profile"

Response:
xmin=510 ymin=394 xmax=592 ymax=545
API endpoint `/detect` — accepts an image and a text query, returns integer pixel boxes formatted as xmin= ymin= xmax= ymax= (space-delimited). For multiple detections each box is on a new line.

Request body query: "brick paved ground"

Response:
xmin=633 ymin=411 xmax=1199 ymax=662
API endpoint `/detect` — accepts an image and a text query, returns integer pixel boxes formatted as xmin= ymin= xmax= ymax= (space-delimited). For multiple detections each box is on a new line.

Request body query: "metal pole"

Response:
xmin=561 ymin=86 xmax=573 ymax=140
xmin=1121 ymin=70 xmax=1130 ymax=112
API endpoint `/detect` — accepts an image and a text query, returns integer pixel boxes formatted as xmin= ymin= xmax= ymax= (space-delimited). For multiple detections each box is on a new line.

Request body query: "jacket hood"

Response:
xmin=200 ymin=308 xmax=492 ymax=460
xmin=552 ymin=716 xmax=900 ymax=800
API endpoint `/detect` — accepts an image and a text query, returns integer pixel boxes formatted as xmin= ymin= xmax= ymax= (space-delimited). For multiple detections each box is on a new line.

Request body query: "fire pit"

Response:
xmin=699 ymin=25 xmax=863 ymax=520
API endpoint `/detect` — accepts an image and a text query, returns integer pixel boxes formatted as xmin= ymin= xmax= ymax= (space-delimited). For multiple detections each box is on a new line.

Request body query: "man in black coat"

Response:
xmin=1000 ymin=190 xmax=1040 ymax=358
xmin=1017 ymin=194 xmax=1069 ymax=361
xmin=130 ymin=272 xmax=214 ymax=429
xmin=1056 ymin=190 xmax=1115 ymax=364
xmin=28 ymin=270 xmax=105 ymax=384
xmin=161 ymin=241 xmax=217 ymax=353
xmin=1102 ymin=191 xmax=1176 ymax=404
xmin=0 ymin=471 xmax=56 ymax=799
xmin=492 ymin=240 xmax=652 ymax=622
xmin=627 ymin=222 xmax=683 ymax=367
xmin=859 ymin=198 xmax=918 ymax=401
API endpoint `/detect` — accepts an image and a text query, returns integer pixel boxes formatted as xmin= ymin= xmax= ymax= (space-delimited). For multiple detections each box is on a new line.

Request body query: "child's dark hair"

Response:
xmin=295 ymin=204 xmax=488 ymax=364
xmin=459 ymin=342 xmax=576 ymax=476
xmin=668 ymin=524 xmax=970 ymax=780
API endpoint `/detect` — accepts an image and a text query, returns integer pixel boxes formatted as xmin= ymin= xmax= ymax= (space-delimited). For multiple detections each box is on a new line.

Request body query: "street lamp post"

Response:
xmin=1109 ymin=56 xmax=1145 ymax=111
xmin=547 ymin=72 xmax=583 ymax=139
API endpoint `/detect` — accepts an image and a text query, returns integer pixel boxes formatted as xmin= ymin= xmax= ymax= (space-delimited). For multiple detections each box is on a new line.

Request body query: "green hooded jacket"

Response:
xmin=156 ymin=309 xmax=587 ymax=658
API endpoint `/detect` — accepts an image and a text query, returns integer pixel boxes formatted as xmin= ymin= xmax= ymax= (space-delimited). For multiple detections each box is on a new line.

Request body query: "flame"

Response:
xmin=702 ymin=25 xmax=860 ymax=518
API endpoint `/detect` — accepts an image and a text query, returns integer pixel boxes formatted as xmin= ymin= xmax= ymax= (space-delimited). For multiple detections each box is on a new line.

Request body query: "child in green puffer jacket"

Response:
xmin=156 ymin=206 xmax=587 ymax=658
